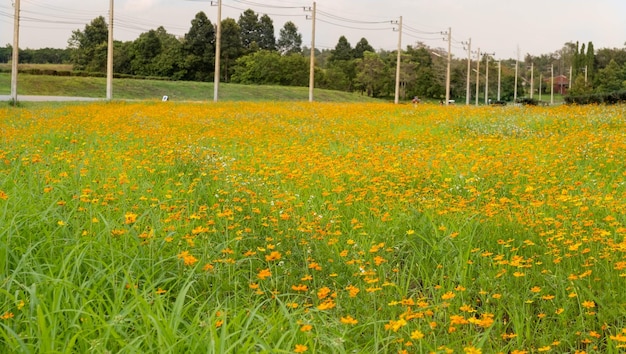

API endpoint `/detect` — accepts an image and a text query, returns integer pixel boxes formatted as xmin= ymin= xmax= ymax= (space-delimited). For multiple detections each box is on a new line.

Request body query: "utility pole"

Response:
xmin=497 ymin=61 xmax=501 ymax=101
xmin=393 ymin=16 xmax=402 ymax=104
xmin=539 ymin=73 xmax=542 ymax=102
xmin=213 ymin=0 xmax=222 ymax=102
xmin=529 ymin=62 xmax=534 ymax=99
xmin=307 ymin=2 xmax=316 ymax=102
xmin=106 ymin=0 xmax=114 ymax=100
xmin=474 ymin=48 xmax=480 ymax=106
xmin=513 ymin=45 xmax=519 ymax=103
xmin=550 ymin=64 xmax=554 ymax=105
xmin=10 ymin=0 xmax=20 ymax=103
xmin=484 ymin=52 xmax=494 ymax=104
xmin=463 ymin=38 xmax=471 ymax=105
xmin=444 ymin=27 xmax=451 ymax=105
xmin=569 ymin=66 xmax=572 ymax=93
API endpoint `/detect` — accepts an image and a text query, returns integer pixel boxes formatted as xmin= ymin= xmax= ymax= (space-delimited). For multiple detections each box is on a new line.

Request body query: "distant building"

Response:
xmin=554 ymin=75 xmax=569 ymax=95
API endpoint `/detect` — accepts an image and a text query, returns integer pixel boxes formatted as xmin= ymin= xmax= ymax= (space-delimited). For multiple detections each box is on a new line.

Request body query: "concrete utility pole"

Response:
xmin=213 ymin=0 xmax=222 ymax=102
xmin=307 ymin=2 xmax=316 ymax=102
xmin=464 ymin=38 xmax=471 ymax=105
xmin=10 ymin=0 xmax=20 ymax=103
xmin=529 ymin=62 xmax=534 ymax=99
xmin=474 ymin=48 xmax=480 ymax=106
xmin=445 ymin=27 xmax=451 ymax=105
xmin=497 ymin=61 xmax=501 ymax=101
xmin=484 ymin=53 xmax=494 ymax=104
xmin=550 ymin=64 xmax=554 ymax=105
xmin=569 ymin=66 xmax=572 ymax=92
xmin=106 ymin=0 xmax=114 ymax=100
xmin=514 ymin=46 xmax=519 ymax=102
xmin=393 ymin=16 xmax=402 ymax=105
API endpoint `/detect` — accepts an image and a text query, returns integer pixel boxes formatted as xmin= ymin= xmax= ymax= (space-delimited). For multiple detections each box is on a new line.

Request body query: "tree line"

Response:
xmin=3 ymin=9 xmax=626 ymax=101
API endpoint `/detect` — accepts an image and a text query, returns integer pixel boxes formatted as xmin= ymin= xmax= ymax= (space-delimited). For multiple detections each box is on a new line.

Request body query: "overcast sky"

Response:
xmin=1 ymin=0 xmax=625 ymax=60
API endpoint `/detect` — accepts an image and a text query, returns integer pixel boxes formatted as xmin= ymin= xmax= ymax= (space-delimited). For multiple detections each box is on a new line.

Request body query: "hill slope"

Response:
xmin=0 ymin=73 xmax=382 ymax=102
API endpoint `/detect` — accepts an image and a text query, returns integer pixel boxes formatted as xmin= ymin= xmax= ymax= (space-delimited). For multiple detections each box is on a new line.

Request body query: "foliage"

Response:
xmin=68 ymin=16 xmax=109 ymax=72
xmin=2 ymin=102 xmax=626 ymax=353
xmin=277 ymin=21 xmax=302 ymax=55
xmin=181 ymin=11 xmax=215 ymax=82
xmin=355 ymin=51 xmax=388 ymax=97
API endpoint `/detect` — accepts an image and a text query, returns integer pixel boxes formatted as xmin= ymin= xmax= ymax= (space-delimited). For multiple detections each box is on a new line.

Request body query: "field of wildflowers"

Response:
xmin=1 ymin=101 xmax=626 ymax=353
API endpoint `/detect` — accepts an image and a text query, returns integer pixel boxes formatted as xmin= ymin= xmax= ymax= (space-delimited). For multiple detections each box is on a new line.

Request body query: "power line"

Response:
xmin=316 ymin=18 xmax=393 ymax=32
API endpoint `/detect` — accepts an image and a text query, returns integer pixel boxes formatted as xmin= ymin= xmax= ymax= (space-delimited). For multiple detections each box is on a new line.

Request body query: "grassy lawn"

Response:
xmin=0 ymin=72 xmax=380 ymax=102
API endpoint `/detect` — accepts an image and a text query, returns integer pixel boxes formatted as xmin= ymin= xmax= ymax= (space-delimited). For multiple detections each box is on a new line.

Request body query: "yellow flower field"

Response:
xmin=1 ymin=101 xmax=626 ymax=353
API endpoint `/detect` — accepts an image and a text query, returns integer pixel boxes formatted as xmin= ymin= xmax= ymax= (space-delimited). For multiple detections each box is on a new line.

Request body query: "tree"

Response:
xmin=354 ymin=38 xmax=374 ymax=59
xmin=406 ymin=46 xmax=439 ymax=98
xmin=355 ymin=51 xmax=387 ymax=97
xmin=329 ymin=36 xmax=353 ymax=62
xmin=231 ymin=50 xmax=308 ymax=86
xmin=128 ymin=27 xmax=184 ymax=78
xmin=238 ymin=10 xmax=276 ymax=53
xmin=220 ymin=18 xmax=243 ymax=82
xmin=586 ymin=41 xmax=595 ymax=83
xmin=594 ymin=59 xmax=625 ymax=92
xmin=258 ymin=15 xmax=276 ymax=51
xmin=277 ymin=21 xmax=302 ymax=55
xmin=182 ymin=11 xmax=215 ymax=81
xmin=68 ymin=16 xmax=109 ymax=72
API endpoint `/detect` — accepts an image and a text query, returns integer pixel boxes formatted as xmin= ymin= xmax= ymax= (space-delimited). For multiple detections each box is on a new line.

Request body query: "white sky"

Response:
xmin=1 ymin=0 xmax=625 ymax=60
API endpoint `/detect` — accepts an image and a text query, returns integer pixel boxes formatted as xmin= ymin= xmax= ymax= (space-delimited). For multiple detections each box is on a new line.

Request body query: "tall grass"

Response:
xmin=1 ymin=102 xmax=626 ymax=353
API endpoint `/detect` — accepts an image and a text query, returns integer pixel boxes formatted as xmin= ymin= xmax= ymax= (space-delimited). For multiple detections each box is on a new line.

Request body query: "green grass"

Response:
xmin=0 ymin=72 xmax=381 ymax=102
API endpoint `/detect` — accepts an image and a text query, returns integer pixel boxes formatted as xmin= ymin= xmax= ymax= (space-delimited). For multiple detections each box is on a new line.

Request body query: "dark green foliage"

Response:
xmin=277 ymin=21 xmax=302 ymax=55
xmin=516 ymin=97 xmax=538 ymax=105
xmin=231 ymin=51 xmax=308 ymax=86
xmin=565 ymin=90 xmax=626 ymax=105
xmin=181 ymin=12 xmax=215 ymax=81
xmin=220 ymin=18 xmax=243 ymax=82
xmin=68 ymin=16 xmax=109 ymax=72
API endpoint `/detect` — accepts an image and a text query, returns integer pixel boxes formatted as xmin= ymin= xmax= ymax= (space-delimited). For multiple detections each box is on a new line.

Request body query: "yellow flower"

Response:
xmin=317 ymin=286 xmax=331 ymax=299
xmin=0 ymin=312 xmax=14 ymax=320
xmin=581 ymin=300 xmax=595 ymax=309
xmin=177 ymin=251 xmax=198 ymax=266
xmin=464 ymin=346 xmax=482 ymax=354
xmin=124 ymin=212 xmax=138 ymax=224
xmin=294 ymin=344 xmax=308 ymax=353
xmin=410 ymin=329 xmax=424 ymax=340
xmin=257 ymin=268 xmax=271 ymax=280
xmin=340 ymin=315 xmax=358 ymax=325
xmin=441 ymin=291 xmax=455 ymax=300
xmin=265 ymin=251 xmax=282 ymax=262
xmin=300 ymin=324 xmax=313 ymax=332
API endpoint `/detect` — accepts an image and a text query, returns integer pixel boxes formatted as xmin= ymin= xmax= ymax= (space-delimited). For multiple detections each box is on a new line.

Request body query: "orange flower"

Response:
xmin=291 ymin=284 xmax=308 ymax=292
xmin=265 ymin=251 xmax=282 ymax=262
xmin=124 ymin=212 xmax=138 ymax=224
xmin=317 ymin=286 xmax=331 ymax=299
xmin=441 ymin=291 xmax=455 ymax=300
xmin=581 ymin=300 xmax=595 ymax=309
xmin=177 ymin=251 xmax=198 ymax=266
xmin=294 ymin=344 xmax=308 ymax=353
xmin=340 ymin=315 xmax=358 ymax=325
xmin=257 ymin=268 xmax=271 ymax=280
xmin=410 ymin=329 xmax=424 ymax=340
